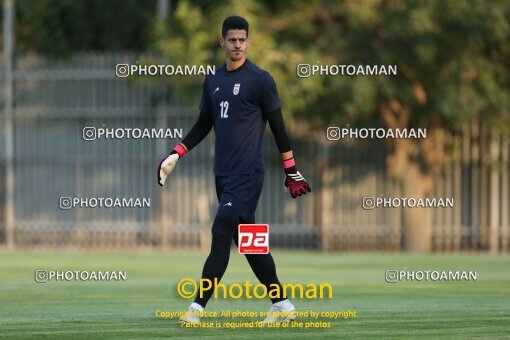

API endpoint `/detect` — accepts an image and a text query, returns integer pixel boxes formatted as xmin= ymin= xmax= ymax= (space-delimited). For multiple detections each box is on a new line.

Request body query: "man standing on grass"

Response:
xmin=158 ymin=15 xmax=311 ymax=324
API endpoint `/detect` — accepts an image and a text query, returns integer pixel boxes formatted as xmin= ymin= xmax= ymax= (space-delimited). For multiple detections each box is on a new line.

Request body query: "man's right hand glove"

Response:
xmin=283 ymin=157 xmax=311 ymax=198
xmin=157 ymin=144 xmax=187 ymax=187
xmin=157 ymin=152 xmax=179 ymax=187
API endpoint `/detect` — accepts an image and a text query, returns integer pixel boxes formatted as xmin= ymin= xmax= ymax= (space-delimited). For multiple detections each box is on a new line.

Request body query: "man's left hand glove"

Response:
xmin=284 ymin=168 xmax=311 ymax=198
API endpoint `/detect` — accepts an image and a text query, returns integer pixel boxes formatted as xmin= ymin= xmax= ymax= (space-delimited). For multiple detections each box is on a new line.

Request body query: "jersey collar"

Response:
xmin=224 ymin=59 xmax=249 ymax=74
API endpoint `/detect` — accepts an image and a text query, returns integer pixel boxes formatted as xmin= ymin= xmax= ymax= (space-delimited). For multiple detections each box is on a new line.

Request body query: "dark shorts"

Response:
xmin=215 ymin=172 xmax=264 ymax=223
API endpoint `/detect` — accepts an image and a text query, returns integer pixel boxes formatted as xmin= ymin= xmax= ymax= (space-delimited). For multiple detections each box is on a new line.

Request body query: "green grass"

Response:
xmin=0 ymin=251 xmax=509 ymax=339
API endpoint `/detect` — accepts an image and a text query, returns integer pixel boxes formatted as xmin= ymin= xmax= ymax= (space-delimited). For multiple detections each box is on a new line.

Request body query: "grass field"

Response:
xmin=0 ymin=251 xmax=509 ymax=339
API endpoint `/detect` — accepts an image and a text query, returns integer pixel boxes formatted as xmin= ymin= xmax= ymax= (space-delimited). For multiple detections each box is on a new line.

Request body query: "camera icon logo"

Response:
xmin=326 ymin=127 xmax=341 ymax=141
xmin=116 ymin=64 xmax=130 ymax=78
xmin=59 ymin=197 xmax=73 ymax=210
xmin=297 ymin=64 xmax=311 ymax=78
xmin=385 ymin=270 xmax=399 ymax=283
xmin=82 ymin=127 xmax=96 ymax=141
xmin=362 ymin=196 xmax=376 ymax=210
xmin=35 ymin=269 xmax=48 ymax=283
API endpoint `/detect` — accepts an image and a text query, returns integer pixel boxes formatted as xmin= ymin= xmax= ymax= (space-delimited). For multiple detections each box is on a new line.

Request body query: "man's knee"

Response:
xmin=211 ymin=215 xmax=238 ymax=243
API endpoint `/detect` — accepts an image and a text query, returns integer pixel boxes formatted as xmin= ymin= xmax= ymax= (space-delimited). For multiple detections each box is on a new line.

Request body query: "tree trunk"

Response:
xmin=381 ymin=100 xmax=446 ymax=252
xmin=402 ymin=163 xmax=434 ymax=252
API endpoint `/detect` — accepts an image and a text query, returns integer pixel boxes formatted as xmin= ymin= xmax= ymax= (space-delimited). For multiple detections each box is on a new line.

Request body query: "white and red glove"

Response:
xmin=157 ymin=144 xmax=187 ymax=187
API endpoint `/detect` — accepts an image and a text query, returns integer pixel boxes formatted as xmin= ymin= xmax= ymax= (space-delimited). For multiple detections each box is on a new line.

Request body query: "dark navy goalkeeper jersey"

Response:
xmin=199 ymin=59 xmax=281 ymax=176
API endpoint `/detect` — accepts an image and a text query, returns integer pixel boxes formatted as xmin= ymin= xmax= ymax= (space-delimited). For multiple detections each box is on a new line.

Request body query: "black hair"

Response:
xmin=222 ymin=16 xmax=249 ymax=37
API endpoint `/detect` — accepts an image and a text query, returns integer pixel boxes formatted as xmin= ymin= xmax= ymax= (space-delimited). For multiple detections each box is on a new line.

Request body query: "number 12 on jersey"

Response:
xmin=220 ymin=101 xmax=229 ymax=118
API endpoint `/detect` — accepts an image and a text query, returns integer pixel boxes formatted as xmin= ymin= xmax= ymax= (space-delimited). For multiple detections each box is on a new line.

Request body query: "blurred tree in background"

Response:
xmin=15 ymin=0 xmax=155 ymax=55
xmin=273 ymin=0 xmax=510 ymax=251
xmin=5 ymin=0 xmax=509 ymax=251
xmin=153 ymin=0 xmax=510 ymax=251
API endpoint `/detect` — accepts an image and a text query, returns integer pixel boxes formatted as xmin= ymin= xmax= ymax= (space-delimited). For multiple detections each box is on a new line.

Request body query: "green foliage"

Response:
xmin=151 ymin=0 xmax=510 ymax=132
xmin=7 ymin=0 xmax=510 ymax=131
xmin=15 ymin=0 xmax=155 ymax=55
xmin=288 ymin=0 xmax=510 ymax=130
xmin=144 ymin=1 xmax=217 ymax=104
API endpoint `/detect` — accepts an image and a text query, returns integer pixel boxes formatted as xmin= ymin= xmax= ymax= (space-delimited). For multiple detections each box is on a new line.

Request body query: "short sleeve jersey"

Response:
xmin=199 ymin=59 xmax=281 ymax=176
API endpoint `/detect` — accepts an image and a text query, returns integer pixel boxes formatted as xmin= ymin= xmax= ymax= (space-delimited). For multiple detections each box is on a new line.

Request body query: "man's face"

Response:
xmin=220 ymin=29 xmax=248 ymax=62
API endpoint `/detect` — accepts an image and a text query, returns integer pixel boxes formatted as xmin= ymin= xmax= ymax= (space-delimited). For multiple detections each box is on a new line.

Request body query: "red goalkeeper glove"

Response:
xmin=283 ymin=158 xmax=311 ymax=198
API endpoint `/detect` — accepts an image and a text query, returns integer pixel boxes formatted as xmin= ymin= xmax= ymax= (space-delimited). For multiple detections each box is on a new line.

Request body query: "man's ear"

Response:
xmin=220 ymin=37 xmax=225 ymax=47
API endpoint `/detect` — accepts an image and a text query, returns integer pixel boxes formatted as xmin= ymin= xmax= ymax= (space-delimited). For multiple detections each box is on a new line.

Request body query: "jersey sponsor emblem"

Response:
xmin=233 ymin=83 xmax=241 ymax=95
xmin=213 ymin=87 xmax=219 ymax=94
xmin=223 ymin=202 xmax=232 ymax=207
